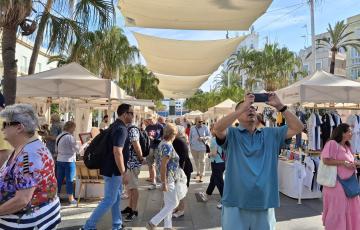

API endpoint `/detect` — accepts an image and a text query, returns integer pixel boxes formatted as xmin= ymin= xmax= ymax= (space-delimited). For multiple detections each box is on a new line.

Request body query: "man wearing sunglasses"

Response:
xmin=0 ymin=93 xmax=12 ymax=168
xmin=189 ymin=116 xmax=211 ymax=183
xmin=214 ymin=93 xmax=304 ymax=230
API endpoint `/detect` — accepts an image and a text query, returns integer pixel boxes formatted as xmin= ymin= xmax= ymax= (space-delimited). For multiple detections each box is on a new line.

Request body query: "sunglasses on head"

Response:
xmin=2 ymin=121 xmax=21 ymax=129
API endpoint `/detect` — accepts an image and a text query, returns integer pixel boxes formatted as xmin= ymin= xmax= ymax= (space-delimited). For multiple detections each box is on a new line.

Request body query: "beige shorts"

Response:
xmin=126 ymin=167 xmax=140 ymax=189
xmin=146 ymin=148 xmax=159 ymax=166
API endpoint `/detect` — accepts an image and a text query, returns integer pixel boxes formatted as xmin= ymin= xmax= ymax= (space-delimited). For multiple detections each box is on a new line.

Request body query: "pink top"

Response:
xmin=321 ymin=140 xmax=356 ymax=179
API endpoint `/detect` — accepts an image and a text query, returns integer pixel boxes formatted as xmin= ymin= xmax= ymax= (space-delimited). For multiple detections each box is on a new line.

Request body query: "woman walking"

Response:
xmin=172 ymin=125 xmax=193 ymax=218
xmin=321 ymin=123 xmax=360 ymax=230
xmin=146 ymin=123 xmax=179 ymax=230
xmin=56 ymin=121 xmax=79 ymax=205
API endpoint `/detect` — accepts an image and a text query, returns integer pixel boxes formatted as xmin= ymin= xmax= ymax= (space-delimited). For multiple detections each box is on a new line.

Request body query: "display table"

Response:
xmin=278 ymin=159 xmax=322 ymax=201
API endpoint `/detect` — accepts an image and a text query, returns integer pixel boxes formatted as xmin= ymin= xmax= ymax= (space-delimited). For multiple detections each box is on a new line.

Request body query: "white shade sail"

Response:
xmin=118 ymin=0 xmax=272 ymax=30
xmin=134 ymin=32 xmax=245 ymax=76
xmin=160 ymin=89 xmax=198 ymax=99
xmin=155 ymin=73 xmax=210 ymax=92
xmin=17 ymin=62 xmax=125 ymax=100
xmin=276 ymin=70 xmax=360 ymax=104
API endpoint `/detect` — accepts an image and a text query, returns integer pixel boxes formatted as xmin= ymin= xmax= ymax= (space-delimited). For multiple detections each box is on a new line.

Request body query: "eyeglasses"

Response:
xmin=198 ymin=121 xmax=203 ymax=123
xmin=2 ymin=121 xmax=21 ymax=129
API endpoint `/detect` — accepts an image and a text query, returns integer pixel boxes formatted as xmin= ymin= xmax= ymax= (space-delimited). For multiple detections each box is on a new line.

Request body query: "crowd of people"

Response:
xmin=0 ymin=92 xmax=359 ymax=229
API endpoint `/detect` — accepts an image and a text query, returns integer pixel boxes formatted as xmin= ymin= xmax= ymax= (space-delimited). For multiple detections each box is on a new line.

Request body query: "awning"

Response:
xmin=134 ymin=32 xmax=245 ymax=76
xmin=155 ymin=73 xmax=210 ymax=92
xmin=118 ymin=0 xmax=272 ymax=30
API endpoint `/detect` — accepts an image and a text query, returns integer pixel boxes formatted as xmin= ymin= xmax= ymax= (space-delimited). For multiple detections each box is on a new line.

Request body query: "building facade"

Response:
xmin=0 ymin=33 xmax=58 ymax=78
xmin=346 ymin=14 xmax=360 ymax=80
xmin=299 ymin=32 xmax=346 ymax=76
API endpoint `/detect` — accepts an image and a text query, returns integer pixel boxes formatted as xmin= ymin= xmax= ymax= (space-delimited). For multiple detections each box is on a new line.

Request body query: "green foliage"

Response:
xmin=183 ymin=86 xmax=244 ymax=112
xmin=118 ymin=64 xmax=164 ymax=101
xmin=50 ymin=103 xmax=59 ymax=114
xmin=227 ymin=44 xmax=304 ymax=91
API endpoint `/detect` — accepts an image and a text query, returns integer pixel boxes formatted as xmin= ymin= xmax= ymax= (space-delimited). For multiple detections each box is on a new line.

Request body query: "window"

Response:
xmin=37 ymin=63 xmax=42 ymax=73
xmin=21 ymin=56 xmax=27 ymax=73
xmin=316 ymin=61 xmax=322 ymax=71
xmin=351 ymin=47 xmax=360 ymax=65
xmin=303 ymin=64 xmax=309 ymax=73
xmin=351 ymin=67 xmax=360 ymax=80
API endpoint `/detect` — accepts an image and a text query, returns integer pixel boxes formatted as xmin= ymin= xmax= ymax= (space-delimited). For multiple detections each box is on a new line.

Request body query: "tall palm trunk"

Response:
xmin=28 ymin=0 xmax=53 ymax=75
xmin=330 ymin=48 xmax=336 ymax=74
xmin=2 ymin=26 xmax=18 ymax=105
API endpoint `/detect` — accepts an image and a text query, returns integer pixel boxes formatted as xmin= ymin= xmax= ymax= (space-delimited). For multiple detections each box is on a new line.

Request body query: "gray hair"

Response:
xmin=0 ymin=104 xmax=38 ymax=134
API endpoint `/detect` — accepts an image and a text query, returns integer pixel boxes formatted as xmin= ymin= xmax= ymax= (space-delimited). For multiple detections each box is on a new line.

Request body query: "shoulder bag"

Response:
xmin=337 ymin=173 xmax=360 ymax=198
xmin=195 ymin=127 xmax=210 ymax=153
xmin=316 ymin=143 xmax=339 ymax=187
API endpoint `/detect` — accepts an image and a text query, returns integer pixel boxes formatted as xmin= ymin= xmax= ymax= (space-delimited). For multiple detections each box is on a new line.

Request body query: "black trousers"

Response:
xmin=206 ymin=162 xmax=225 ymax=197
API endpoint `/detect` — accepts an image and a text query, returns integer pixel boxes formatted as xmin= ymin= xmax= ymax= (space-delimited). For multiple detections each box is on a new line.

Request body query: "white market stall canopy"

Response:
xmin=134 ymin=33 xmax=245 ymax=98
xmin=16 ymin=62 xmax=125 ymax=100
xmin=276 ymin=71 xmax=360 ymax=104
xmin=118 ymin=0 xmax=273 ymax=30
xmin=207 ymin=99 xmax=236 ymax=118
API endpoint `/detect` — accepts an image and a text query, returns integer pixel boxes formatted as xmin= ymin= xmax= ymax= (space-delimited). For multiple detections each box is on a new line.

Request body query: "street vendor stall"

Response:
xmin=275 ymin=71 xmax=360 ymax=202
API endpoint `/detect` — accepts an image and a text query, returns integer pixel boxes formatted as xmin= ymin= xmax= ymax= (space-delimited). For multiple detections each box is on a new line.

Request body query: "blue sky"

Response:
xmin=115 ymin=0 xmax=360 ymax=92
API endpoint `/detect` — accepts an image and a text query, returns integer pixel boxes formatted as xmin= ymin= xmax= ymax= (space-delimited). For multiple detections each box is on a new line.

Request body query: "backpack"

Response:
xmin=84 ymin=125 xmax=113 ymax=169
xmin=128 ymin=126 xmax=151 ymax=158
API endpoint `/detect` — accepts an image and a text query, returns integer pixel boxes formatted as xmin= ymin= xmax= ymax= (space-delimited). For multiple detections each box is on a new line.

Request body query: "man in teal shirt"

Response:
xmin=214 ymin=93 xmax=304 ymax=230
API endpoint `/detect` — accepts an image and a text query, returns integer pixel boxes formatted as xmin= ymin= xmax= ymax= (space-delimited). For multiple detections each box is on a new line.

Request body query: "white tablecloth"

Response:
xmin=278 ymin=159 xmax=322 ymax=199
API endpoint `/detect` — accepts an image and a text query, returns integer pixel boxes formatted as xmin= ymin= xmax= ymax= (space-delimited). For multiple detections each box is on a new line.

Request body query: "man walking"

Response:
xmin=189 ymin=116 xmax=211 ymax=183
xmin=83 ymin=104 xmax=134 ymax=230
xmin=214 ymin=93 xmax=304 ymax=230
xmin=145 ymin=114 xmax=163 ymax=189
xmin=121 ymin=123 xmax=144 ymax=222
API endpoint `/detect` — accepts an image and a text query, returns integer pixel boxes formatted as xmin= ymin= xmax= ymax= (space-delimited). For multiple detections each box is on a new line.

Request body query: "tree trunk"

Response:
xmin=2 ymin=26 xmax=18 ymax=105
xmin=330 ymin=49 xmax=336 ymax=74
xmin=28 ymin=0 xmax=53 ymax=75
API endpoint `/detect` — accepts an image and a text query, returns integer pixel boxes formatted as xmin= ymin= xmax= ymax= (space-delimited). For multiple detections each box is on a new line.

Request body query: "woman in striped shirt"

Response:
xmin=0 ymin=104 xmax=61 ymax=229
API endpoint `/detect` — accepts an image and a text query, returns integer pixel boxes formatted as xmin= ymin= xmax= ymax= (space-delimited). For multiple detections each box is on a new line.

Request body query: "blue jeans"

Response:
xmin=84 ymin=175 xmax=122 ymax=230
xmin=56 ymin=161 xmax=76 ymax=195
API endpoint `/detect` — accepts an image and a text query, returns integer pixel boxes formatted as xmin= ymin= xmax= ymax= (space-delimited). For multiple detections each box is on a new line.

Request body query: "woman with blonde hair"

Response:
xmin=56 ymin=121 xmax=79 ymax=205
xmin=147 ymin=123 xmax=179 ymax=230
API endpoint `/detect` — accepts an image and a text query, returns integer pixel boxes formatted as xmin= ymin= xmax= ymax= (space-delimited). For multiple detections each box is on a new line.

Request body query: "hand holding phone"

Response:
xmin=253 ymin=93 xmax=269 ymax=103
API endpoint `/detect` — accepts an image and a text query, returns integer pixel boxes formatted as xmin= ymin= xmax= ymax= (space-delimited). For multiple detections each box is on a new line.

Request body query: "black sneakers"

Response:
xmin=124 ymin=211 xmax=138 ymax=222
xmin=121 ymin=206 xmax=132 ymax=215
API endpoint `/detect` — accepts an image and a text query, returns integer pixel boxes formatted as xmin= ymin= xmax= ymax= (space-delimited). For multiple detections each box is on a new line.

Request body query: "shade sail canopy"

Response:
xmin=118 ymin=0 xmax=272 ymax=30
xmin=276 ymin=71 xmax=360 ymax=104
xmin=17 ymin=62 xmax=125 ymax=100
xmin=155 ymin=73 xmax=210 ymax=92
xmin=134 ymin=32 xmax=245 ymax=76
xmin=160 ymin=89 xmax=198 ymax=99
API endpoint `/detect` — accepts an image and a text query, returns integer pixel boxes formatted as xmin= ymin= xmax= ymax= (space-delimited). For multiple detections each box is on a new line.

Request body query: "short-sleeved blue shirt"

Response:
xmin=218 ymin=125 xmax=288 ymax=210
xmin=210 ymin=137 xmax=224 ymax=163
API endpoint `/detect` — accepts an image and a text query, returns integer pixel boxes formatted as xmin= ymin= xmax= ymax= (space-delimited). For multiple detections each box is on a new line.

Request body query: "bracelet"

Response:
xmin=278 ymin=105 xmax=288 ymax=113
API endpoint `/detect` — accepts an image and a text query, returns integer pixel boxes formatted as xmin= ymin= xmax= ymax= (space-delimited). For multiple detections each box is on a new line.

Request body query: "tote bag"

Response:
xmin=317 ymin=143 xmax=339 ymax=187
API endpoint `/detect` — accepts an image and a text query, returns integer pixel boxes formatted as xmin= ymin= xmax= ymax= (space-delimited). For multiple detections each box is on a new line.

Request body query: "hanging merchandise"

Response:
xmin=307 ymin=112 xmax=322 ymax=151
xmin=347 ymin=114 xmax=360 ymax=153
xmin=320 ymin=113 xmax=335 ymax=146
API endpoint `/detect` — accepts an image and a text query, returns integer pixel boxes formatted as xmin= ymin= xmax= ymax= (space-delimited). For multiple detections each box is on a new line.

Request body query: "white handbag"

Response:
xmin=174 ymin=168 xmax=188 ymax=201
xmin=316 ymin=143 xmax=339 ymax=187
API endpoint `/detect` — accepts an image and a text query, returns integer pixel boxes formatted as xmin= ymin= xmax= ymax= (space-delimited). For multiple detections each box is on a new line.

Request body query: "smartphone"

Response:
xmin=253 ymin=93 xmax=269 ymax=103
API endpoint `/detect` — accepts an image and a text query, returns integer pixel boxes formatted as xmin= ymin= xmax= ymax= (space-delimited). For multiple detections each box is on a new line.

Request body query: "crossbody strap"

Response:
xmin=195 ymin=127 xmax=207 ymax=146
xmin=56 ymin=133 xmax=69 ymax=147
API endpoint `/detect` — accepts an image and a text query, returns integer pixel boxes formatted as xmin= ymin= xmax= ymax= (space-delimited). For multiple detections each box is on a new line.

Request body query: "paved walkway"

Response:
xmin=58 ymin=165 xmax=324 ymax=230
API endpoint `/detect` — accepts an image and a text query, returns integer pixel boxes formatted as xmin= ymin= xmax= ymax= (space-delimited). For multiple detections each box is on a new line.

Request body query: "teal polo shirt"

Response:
xmin=219 ymin=125 xmax=288 ymax=210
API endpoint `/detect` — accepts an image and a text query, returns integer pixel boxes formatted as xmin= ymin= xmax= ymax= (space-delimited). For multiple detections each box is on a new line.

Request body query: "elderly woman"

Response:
xmin=146 ymin=123 xmax=179 ymax=230
xmin=321 ymin=123 xmax=360 ymax=230
xmin=56 ymin=121 xmax=79 ymax=205
xmin=172 ymin=125 xmax=193 ymax=218
xmin=0 ymin=104 xmax=60 ymax=229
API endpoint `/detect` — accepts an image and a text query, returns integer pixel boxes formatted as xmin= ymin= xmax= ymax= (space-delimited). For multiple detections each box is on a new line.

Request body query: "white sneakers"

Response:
xmin=198 ymin=191 xmax=208 ymax=202
xmin=216 ymin=203 xmax=223 ymax=209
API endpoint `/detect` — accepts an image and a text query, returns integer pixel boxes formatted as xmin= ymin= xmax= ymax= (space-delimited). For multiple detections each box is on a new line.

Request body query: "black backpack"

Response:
xmin=127 ymin=126 xmax=151 ymax=158
xmin=84 ymin=125 xmax=113 ymax=169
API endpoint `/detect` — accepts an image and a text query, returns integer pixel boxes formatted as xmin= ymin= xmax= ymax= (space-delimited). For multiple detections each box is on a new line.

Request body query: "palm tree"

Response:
xmin=213 ymin=69 xmax=242 ymax=90
xmin=316 ymin=20 xmax=360 ymax=74
xmin=0 ymin=1 xmax=33 ymax=105
xmin=50 ymin=26 xmax=138 ymax=79
xmin=28 ymin=0 xmax=115 ymax=75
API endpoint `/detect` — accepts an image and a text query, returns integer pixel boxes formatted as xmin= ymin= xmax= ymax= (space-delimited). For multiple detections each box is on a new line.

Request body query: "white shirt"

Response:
xmin=56 ymin=132 xmax=79 ymax=162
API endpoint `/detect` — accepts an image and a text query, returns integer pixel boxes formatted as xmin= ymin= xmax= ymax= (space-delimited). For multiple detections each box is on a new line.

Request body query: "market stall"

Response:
xmin=275 ymin=71 xmax=360 ymax=201
xmin=206 ymin=99 xmax=236 ymax=120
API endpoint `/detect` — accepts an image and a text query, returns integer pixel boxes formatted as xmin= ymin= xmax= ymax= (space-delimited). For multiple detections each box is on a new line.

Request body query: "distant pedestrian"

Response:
xmin=99 ymin=115 xmax=109 ymax=131
xmin=189 ymin=116 xmax=211 ymax=183
xmin=56 ymin=121 xmax=79 ymax=205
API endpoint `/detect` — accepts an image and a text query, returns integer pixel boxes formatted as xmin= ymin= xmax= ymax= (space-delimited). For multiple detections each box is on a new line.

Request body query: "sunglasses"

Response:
xmin=2 ymin=121 xmax=21 ymax=129
xmin=250 ymin=105 xmax=258 ymax=111
xmin=126 ymin=111 xmax=134 ymax=116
